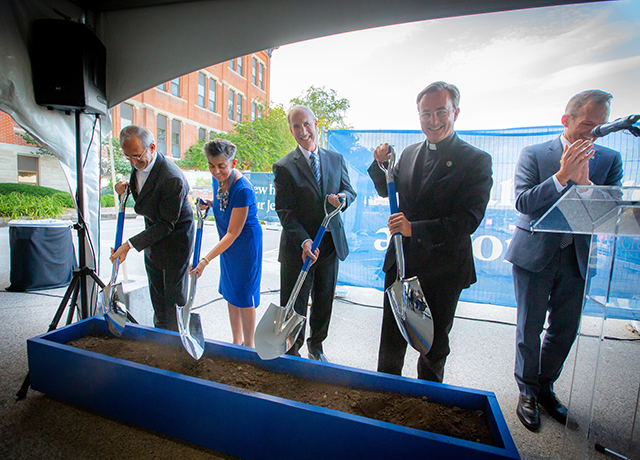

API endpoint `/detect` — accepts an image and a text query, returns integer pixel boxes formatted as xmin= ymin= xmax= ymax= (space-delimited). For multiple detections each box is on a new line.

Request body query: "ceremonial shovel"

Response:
xmin=100 ymin=185 xmax=130 ymax=336
xmin=379 ymin=146 xmax=434 ymax=355
xmin=255 ymin=196 xmax=345 ymax=360
xmin=175 ymin=200 xmax=208 ymax=360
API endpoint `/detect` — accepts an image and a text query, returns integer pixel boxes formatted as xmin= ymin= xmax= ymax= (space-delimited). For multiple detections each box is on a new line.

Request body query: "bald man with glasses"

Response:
xmin=111 ymin=124 xmax=194 ymax=332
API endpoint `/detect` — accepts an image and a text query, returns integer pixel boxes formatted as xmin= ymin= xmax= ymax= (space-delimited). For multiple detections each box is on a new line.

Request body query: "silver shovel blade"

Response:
xmin=255 ymin=302 xmax=305 ymax=360
xmin=386 ymin=276 xmax=434 ymax=356
xmin=176 ymin=305 xmax=205 ymax=360
xmin=101 ymin=282 xmax=127 ymax=337
xmin=176 ymin=273 xmax=205 ymax=360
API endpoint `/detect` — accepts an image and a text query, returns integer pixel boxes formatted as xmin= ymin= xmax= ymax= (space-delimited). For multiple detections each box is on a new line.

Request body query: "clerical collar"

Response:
xmin=428 ymin=132 xmax=456 ymax=152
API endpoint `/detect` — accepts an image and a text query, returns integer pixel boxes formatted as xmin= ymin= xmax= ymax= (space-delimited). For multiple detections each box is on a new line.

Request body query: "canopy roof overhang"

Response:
xmin=55 ymin=0 xmax=608 ymax=107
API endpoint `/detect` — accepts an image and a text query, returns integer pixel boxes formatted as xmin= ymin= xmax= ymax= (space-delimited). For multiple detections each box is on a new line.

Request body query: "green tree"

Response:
xmin=101 ymin=138 xmax=131 ymax=187
xmin=176 ymin=140 xmax=208 ymax=171
xmin=18 ymin=132 xmax=54 ymax=156
xmin=289 ymin=85 xmax=351 ymax=131
xmin=178 ymin=103 xmax=296 ymax=172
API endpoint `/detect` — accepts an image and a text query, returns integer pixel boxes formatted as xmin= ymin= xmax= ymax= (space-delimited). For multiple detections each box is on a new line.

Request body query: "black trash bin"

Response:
xmin=7 ymin=219 xmax=77 ymax=291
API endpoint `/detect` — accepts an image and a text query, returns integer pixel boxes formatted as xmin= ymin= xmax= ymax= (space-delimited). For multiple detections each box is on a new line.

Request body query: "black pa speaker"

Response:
xmin=30 ymin=19 xmax=107 ymax=115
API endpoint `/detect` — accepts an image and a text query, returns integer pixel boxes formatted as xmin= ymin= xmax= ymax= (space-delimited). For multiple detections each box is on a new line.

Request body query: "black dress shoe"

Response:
xmin=538 ymin=393 xmax=579 ymax=429
xmin=308 ymin=350 xmax=329 ymax=362
xmin=517 ymin=395 xmax=540 ymax=432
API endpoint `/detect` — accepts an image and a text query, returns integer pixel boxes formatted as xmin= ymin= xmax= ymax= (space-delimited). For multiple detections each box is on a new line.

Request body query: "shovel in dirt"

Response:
xmin=378 ymin=146 xmax=434 ymax=355
xmin=175 ymin=199 xmax=209 ymax=360
xmin=255 ymin=196 xmax=345 ymax=360
xmin=100 ymin=185 xmax=131 ymax=336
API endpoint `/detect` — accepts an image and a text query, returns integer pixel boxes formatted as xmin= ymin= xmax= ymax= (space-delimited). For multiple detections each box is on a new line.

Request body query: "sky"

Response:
xmin=270 ymin=0 xmax=640 ymax=131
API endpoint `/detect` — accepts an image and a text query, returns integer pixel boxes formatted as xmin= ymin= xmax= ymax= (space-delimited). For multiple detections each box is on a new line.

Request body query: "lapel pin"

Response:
xmin=446 ymin=161 xmax=453 ymax=167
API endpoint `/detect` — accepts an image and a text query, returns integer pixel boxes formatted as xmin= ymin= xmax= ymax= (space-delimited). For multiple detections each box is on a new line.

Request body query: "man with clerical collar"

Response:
xmin=111 ymin=125 xmax=194 ymax=332
xmin=368 ymin=81 xmax=493 ymax=383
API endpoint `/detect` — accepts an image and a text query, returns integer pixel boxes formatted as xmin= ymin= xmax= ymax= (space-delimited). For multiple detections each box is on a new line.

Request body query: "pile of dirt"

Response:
xmin=68 ymin=335 xmax=494 ymax=446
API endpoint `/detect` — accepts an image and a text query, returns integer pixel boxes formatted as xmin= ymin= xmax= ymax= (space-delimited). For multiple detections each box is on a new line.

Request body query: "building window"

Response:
xmin=157 ymin=82 xmax=165 ymax=91
xmin=157 ymin=114 xmax=167 ymax=155
xmin=236 ymin=94 xmax=242 ymax=122
xmin=198 ymin=128 xmax=206 ymax=141
xmin=237 ymin=56 xmax=243 ymax=76
xmin=253 ymin=58 xmax=265 ymax=89
xmin=229 ymin=59 xmax=235 ymax=72
xmin=120 ymin=103 xmax=133 ymax=128
xmin=170 ymin=78 xmax=180 ymax=97
xmin=209 ymin=78 xmax=216 ymax=112
xmin=228 ymin=89 xmax=235 ymax=120
xmin=252 ymin=58 xmax=257 ymax=86
xmin=17 ymin=156 xmax=38 ymax=185
xmin=197 ymin=73 xmax=206 ymax=108
xmin=171 ymin=119 xmax=181 ymax=158
xmin=251 ymin=101 xmax=262 ymax=122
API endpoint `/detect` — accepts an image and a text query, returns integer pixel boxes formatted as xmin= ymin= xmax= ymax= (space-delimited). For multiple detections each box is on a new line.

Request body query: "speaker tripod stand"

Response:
xmin=16 ymin=110 xmax=136 ymax=400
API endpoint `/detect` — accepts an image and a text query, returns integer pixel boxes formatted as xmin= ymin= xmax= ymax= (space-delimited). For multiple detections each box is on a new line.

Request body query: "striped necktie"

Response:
xmin=310 ymin=152 xmax=321 ymax=187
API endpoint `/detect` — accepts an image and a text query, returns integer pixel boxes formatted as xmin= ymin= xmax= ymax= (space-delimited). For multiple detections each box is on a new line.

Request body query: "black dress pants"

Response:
xmin=283 ymin=233 xmax=338 ymax=356
xmin=145 ymin=257 xmax=190 ymax=332
xmin=377 ymin=268 xmax=463 ymax=383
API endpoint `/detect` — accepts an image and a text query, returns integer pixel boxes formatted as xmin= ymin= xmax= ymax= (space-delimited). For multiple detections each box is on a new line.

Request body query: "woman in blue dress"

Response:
xmin=190 ymin=139 xmax=263 ymax=348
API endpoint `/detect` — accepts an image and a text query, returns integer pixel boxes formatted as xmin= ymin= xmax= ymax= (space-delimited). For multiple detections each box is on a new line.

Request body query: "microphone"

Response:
xmin=591 ymin=114 xmax=640 ymax=138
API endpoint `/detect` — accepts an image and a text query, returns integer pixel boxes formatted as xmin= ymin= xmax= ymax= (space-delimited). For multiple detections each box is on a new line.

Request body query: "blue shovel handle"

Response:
xmin=114 ymin=211 xmax=125 ymax=249
xmin=193 ymin=199 xmax=210 ymax=267
xmin=114 ymin=187 xmax=130 ymax=249
xmin=302 ymin=225 xmax=326 ymax=272
xmin=387 ymin=181 xmax=399 ymax=215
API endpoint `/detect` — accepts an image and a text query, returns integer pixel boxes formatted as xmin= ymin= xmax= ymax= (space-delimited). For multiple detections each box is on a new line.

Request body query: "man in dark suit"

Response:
xmin=505 ymin=90 xmax=623 ymax=432
xmin=273 ymin=105 xmax=356 ymax=361
xmin=111 ymin=125 xmax=194 ymax=332
xmin=368 ymin=81 xmax=493 ymax=383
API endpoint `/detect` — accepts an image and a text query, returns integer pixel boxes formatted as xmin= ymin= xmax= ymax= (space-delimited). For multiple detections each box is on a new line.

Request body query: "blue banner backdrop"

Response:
xmin=243 ymin=127 xmax=640 ymax=319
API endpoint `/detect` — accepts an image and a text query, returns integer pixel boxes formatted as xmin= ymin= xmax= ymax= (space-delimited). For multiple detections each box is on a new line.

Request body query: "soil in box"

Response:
xmin=68 ymin=335 xmax=494 ymax=446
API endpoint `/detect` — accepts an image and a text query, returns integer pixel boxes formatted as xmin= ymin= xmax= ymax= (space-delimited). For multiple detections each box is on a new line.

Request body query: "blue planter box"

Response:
xmin=27 ymin=317 xmax=519 ymax=459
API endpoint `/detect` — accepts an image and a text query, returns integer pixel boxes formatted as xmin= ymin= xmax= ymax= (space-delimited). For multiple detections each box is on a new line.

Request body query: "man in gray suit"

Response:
xmin=273 ymin=106 xmax=356 ymax=361
xmin=111 ymin=125 xmax=194 ymax=332
xmin=505 ymin=90 xmax=623 ymax=431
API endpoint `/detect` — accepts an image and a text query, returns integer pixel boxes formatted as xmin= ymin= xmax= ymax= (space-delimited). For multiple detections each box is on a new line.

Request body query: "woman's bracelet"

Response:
xmin=201 ymin=256 xmax=210 ymax=265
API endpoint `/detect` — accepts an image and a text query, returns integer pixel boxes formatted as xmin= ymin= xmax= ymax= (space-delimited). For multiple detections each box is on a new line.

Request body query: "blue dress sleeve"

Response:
xmin=230 ymin=179 xmax=256 ymax=208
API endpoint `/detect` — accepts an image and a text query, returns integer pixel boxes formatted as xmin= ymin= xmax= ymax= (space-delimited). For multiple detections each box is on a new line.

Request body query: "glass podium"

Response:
xmin=533 ymin=185 xmax=640 ymax=459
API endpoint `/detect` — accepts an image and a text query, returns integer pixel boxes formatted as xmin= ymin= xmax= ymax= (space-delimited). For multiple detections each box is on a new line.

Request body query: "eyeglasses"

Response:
xmin=124 ymin=150 xmax=148 ymax=162
xmin=419 ymin=109 xmax=453 ymax=120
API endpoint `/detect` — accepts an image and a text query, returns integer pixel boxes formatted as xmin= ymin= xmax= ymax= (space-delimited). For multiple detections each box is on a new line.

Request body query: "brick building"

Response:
xmin=110 ymin=50 xmax=272 ymax=158
xmin=0 ymin=50 xmax=272 ymax=191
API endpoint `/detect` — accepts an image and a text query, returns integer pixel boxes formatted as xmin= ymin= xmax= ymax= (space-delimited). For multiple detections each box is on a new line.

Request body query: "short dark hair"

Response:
xmin=565 ymin=90 xmax=612 ymax=118
xmin=203 ymin=138 xmax=236 ymax=161
xmin=416 ymin=81 xmax=461 ymax=109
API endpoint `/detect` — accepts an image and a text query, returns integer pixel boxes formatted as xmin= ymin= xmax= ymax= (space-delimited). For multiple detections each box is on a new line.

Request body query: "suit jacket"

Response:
xmin=368 ymin=133 xmax=493 ymax=289
xmin=273 ymin=146 xmax=356 ymax=263
xmin=505 ymin=136 xmax=623 ymax=278
xmin=128 ymin=153 xmax=194 ymax=269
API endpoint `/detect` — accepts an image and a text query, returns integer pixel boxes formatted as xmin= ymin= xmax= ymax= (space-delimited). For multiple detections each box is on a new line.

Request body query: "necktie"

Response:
xmin=310 ymin=152 xmax=321 ymax=187
xmin=559 ymin=233 xmax=573 ymax=249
